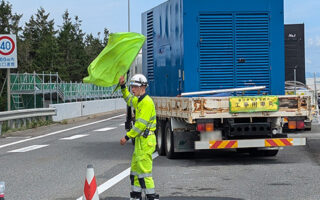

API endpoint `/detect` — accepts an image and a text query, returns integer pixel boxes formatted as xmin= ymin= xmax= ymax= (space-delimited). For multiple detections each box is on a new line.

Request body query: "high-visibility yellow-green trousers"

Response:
xmin=130 ymin=133 xmax=156 ymax=195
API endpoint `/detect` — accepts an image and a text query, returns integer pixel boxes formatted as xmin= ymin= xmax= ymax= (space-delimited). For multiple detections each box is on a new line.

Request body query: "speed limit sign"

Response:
xmin=0 ymin=34 xmax=17 ymax=69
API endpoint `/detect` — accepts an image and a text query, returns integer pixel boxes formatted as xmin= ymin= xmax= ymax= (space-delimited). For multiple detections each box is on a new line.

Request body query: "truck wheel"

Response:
xmin=165 ymin=121 xmax=176 ymax=159
xmin=156 ymin=120 xmax=165 ymax=156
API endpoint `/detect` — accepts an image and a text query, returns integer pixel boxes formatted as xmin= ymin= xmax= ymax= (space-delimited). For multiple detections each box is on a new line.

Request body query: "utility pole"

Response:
xmin=314 ymin=72 xmax=318 ymax=107
xmin=128 ymin=0 xmax=130 ymax=32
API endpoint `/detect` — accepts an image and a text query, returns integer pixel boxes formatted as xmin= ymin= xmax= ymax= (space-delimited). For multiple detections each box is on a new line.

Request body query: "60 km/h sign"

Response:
xmin=0 ymin=34 xmax=17 ymax=69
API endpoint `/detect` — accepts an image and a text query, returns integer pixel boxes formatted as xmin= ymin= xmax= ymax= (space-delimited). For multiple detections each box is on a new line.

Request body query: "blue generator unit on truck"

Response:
xmin=141 ymin=0 xmax=284 ymax=97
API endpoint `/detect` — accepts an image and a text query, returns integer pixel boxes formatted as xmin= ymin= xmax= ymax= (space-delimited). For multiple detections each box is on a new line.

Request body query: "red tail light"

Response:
xmin=197 ymin=123 xmax=205 ymax=132
xmin=297 ymin=120 xmax=304 ymax=129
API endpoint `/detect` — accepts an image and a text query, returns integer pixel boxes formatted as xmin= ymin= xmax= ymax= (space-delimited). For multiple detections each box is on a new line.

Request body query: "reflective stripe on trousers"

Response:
xmin=130 ymin=172 xmax=155 ymax=194
xmin=130 ymin=134 xmax=156 ymax=195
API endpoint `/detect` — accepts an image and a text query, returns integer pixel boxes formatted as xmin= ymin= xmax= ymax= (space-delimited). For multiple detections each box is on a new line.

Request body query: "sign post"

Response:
xmin=7 ymin=69 xmax=10 ymax=111
xmin=0 ymin=34 xmax=18 ymax=111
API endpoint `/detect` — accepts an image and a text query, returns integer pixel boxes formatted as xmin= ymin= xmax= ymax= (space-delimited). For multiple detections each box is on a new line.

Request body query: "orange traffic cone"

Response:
xmin=83 ymin=164 xmax=99 ymax=200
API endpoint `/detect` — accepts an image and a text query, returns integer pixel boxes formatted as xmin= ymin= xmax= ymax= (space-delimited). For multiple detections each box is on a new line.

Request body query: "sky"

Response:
xmin=6 ymin=0 xmax=320 ymax=74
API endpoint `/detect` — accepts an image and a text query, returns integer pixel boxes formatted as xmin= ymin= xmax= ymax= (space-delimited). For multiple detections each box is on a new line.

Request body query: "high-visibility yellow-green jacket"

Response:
xmin=121 ymin=87 xmax=156 ymax=138
xmin=121 ymin=86 xmax=157 ymax=194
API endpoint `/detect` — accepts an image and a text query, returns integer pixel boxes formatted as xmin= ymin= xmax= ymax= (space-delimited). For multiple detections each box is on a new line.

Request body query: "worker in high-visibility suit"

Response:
xmin=119 ymin=74 xmax=160 ymax=200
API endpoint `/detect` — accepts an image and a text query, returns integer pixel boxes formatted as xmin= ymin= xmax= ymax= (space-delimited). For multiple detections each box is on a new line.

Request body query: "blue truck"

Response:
xmin=141 ymin=0 xmax=309 ymax=158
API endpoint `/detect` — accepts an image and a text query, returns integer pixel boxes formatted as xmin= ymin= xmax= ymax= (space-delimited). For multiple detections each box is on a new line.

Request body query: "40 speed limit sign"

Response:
xmin=0 ymin=34 xmax=17 ymax=69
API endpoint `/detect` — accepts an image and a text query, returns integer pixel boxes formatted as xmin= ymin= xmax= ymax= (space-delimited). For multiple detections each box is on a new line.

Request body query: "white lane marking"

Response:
xmin=76 ymin=152 xmax=159 ymax=200
xmin=94 ymin=127 xmax=116 ymax=132
xmin=8 ymin=145 xmax=49 ymax=153
xmin=119 ymin=123 xmax=125 ymax=126
xmin=0 ymin=114 xmax=125 ymax=150
xmin=60 ymin=134 xmax=89 ymax=140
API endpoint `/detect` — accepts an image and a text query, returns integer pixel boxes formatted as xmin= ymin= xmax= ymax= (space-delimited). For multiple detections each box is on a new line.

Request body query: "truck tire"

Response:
xmin=156 ymin=120 xmax=166 ymax=156
xmin=165 ymin=121 xmax=176 ymax=159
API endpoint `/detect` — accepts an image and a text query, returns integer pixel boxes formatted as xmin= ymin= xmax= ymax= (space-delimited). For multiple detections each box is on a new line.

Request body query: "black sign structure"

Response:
xmin=285 ymin=24 xmax=305 ymax=84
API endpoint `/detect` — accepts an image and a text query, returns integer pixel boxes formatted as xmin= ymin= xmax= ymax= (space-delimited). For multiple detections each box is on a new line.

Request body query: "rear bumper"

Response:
xmin=195 ymin=138 xmax=306 ymax=150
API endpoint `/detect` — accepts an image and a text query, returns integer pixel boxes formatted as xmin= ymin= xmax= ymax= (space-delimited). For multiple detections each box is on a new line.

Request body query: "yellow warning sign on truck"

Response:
xmin=229 ymin=96 xmax=279 ymax=113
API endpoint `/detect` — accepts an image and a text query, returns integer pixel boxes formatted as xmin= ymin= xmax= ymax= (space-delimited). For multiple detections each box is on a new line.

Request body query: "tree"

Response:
xmin=0 ymin=0 xmax=22 ymax=34
xmin=102 ymin=28 xmax=110 ymax=46
xmin=84 ymin=33 xmax=104 ymax=64
xmin=84 ymin=28 xmax=110 ymax=78
xmin=20 ymin=7 xmax=58 ymax=73
xmin=0 ymin=2 xmax=112 ymax=111
xmin=57 ymin=10 xmax=87 ymax=81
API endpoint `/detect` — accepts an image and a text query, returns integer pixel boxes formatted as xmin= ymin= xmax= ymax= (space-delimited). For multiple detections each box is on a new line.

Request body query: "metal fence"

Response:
xmin=0 ymin=108 xmax=56 ymax=135
xmin=5 ymin=72 xmax=121 ymax=110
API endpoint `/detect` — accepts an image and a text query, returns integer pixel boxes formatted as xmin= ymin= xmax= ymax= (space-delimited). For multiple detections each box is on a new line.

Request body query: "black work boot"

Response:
xmin=145 ymin=193 xmax=160 ymax=200
xmin=130 ymin=191 xmax=142 ymax=200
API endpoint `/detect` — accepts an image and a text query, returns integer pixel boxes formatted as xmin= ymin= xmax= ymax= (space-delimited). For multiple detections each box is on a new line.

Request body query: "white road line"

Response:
xmin=0 ymin=114 xmax=125 ymax=150
xmin=119 ymin=123 xmax=125 ymax=126
xmin=59 ymin=134 xmax=89 ymax=140
xmin=8 ymin=145 xmax=49 ymax=153
xmin=94 ymin=127 xmax=116 ymax=132
xmin=76 ymin=152 xmax=159 ymax=200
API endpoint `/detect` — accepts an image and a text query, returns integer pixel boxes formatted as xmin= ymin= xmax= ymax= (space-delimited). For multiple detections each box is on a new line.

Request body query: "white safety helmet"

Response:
xmin=130 ymin=74 xmax=148 ymax=87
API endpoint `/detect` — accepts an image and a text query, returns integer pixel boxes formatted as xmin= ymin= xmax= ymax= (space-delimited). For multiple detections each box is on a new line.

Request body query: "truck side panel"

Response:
xmin=142 ymin=0 xmax=285 ymax=97
xmin=142 ymin=0 xmax=184 ymax=97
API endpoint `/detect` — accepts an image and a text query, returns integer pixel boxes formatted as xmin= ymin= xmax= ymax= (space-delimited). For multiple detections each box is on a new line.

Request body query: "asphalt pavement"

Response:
xmin=0 ymin=111 xmax=320 ymax=200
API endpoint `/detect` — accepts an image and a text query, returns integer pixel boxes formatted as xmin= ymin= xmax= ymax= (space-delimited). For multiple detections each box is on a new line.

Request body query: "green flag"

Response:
xmin=83 ymin=32 xmax=146 ymax=87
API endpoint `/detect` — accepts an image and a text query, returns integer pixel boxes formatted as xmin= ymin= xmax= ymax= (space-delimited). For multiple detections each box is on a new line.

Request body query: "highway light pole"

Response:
xmin=128 ymin=0 xmax=130 ymax=32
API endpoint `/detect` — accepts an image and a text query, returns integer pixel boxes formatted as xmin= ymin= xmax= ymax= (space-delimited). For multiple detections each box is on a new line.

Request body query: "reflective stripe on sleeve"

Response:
xmin=136 ymin=118 xmax=149 ymax=125
xmin=136 ymin=115 xmax=156 ymax=127
xmin=125 ymin=94 xmax=132 ymax=103
xmin=132 ymin=126 xmax=143 ymax=134
xmin=130 ymin=98 xmax=133 ymax=106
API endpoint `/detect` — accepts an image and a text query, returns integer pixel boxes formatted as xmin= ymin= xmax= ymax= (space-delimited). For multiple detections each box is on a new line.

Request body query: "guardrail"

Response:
xmin=0 ymin=108 xmax=56 ymax=135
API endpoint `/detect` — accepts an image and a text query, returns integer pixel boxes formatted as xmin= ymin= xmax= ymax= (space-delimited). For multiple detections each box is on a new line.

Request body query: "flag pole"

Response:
xmin=125 ymin=0 xmax=133 ymax=131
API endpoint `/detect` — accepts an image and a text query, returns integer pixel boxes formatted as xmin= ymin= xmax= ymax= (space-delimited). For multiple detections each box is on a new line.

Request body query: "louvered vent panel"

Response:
xmin=199 ymin=14 xmax=234 ymax=90
xmin=235 ymin=13 xmax=270 ymax=94
xmin=147 ymin=11 xmax=154 ymax=80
